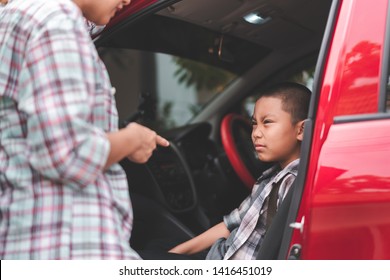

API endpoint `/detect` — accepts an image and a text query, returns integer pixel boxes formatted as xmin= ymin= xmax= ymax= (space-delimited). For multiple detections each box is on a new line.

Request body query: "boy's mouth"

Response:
xmin=254 ymin=144 xmax=266 ymax=151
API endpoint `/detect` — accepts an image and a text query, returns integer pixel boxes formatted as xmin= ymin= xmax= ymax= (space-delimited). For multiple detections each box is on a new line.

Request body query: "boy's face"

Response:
xmin=251 ymin=96 xmax=304 ymax=168
xmin=74 ymin=0 xmax=131 ymax=25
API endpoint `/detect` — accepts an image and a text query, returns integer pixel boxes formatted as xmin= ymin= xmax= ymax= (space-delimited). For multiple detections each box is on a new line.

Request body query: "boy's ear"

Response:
xmin=296 ymin=120 xmax=305 ymax=141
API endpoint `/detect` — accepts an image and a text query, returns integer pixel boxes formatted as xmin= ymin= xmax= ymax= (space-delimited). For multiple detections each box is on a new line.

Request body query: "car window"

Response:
xmin=381 ymin=41 xmax=390 ymax=113
xmin=100 ymin=48 xmax=236 ymax=132
xmin=387 ymin=84 xmax=390 ymax=112
xmin=386 ymin=67 xmax=390 ymax=112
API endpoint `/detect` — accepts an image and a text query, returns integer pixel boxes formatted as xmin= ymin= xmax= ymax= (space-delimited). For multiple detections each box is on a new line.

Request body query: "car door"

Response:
xmin=284 ymin=0 xmax=390 ymax=260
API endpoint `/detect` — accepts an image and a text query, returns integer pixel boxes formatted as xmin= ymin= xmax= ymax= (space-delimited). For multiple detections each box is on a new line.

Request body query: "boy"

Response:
xmin=0 ymin=0 xmax=169 ymax=259
xmin=169 ymin=82 xmax=311 ymax=259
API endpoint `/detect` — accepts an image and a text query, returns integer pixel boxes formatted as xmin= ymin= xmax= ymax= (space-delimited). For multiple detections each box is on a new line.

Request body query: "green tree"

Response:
xmin=173 ymin=57 xmax=235 ymax=92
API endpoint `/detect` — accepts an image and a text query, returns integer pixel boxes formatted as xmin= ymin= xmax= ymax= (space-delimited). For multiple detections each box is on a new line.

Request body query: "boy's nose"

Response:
xmin=252 ymin=127 xmax=264 ymax=138
xmin=123 ymin=0 xmax=131 ymax=6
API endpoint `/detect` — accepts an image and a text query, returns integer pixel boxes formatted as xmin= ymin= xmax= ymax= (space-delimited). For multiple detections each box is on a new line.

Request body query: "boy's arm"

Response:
xmin=169 ymin=222 xmax=230 ymax=255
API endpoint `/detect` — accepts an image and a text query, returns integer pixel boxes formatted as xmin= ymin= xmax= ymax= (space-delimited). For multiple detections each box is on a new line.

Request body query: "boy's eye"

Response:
xmin=251 ymin=119 xmax=257 ymax=126
xmin=263 ymin=119 xmax=273 ymax=124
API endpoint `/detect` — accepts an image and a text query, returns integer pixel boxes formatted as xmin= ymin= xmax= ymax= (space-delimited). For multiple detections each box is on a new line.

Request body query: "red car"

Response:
xmin=95 ymin=0 xmax=390 ymax=259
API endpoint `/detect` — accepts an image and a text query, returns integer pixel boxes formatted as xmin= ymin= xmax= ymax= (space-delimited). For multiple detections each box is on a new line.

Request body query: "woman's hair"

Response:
xmin=259 ymin=82 xmax=312 ymax=124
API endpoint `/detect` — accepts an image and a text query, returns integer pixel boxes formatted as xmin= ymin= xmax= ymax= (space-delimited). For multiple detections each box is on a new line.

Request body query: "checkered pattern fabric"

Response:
xmin=207 ymin=159 xmax=299 ymax=260
xmin=0 ymin=0 xmax=140 ymax=259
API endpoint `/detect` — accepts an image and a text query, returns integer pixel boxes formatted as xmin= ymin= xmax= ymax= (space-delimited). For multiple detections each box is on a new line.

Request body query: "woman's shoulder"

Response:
xmin=5 ymin=0 xmax=82 ymax=26
xmin=3 ymin=0 xmax=87 ymax=42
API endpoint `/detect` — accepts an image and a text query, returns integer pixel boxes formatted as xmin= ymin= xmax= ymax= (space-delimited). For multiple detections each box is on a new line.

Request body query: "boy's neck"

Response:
xmin=278 ymin=158 xmax=300 ymax=169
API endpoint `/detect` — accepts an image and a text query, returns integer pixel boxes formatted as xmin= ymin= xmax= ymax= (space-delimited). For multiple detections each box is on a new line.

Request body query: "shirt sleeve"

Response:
xmin=19 ymin=8 xmax=110 ymax=187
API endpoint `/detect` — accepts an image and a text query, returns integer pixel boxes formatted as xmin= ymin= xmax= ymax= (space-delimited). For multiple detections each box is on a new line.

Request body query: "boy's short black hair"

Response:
xmin=259 ymin=82 xmax=311 ymax=124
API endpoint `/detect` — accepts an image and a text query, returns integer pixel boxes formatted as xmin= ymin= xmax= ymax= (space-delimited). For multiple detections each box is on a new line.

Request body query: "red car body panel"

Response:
xmin=290 ymin=0 xmax=390 ymax=259
xmin=307 ymin=121 xmax=390 ymax=259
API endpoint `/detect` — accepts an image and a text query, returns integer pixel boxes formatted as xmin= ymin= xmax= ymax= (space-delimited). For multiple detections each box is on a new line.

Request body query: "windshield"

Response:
xmin=100 ymin=48 xmax=237 ymax=132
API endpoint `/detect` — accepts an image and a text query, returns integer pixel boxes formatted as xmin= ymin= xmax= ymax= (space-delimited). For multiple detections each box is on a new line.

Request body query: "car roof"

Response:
xmin=95 ymin=0 xmax=332 ymax=74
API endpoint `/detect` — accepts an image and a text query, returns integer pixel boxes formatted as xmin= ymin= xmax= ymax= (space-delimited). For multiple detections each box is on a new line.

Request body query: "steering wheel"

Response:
xmin=220 ymin=113 xmax=270 ymax=190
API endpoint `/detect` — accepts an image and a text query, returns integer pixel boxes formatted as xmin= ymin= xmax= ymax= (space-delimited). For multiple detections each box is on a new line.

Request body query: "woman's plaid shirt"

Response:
xmin=0 ymin=0 xmax=140 ymax=259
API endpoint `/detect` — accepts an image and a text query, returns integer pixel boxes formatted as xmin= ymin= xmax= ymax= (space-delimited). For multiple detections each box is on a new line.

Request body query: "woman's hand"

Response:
xmin=105 ymin=122 xmax=169 ymax=168
xmin=124 ymin=122 xmax=169 ymax=163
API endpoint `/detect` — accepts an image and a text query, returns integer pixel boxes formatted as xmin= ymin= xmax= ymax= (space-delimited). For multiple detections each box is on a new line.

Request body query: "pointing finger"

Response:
xmin=156 ymin=135 xmax=170 ymax=147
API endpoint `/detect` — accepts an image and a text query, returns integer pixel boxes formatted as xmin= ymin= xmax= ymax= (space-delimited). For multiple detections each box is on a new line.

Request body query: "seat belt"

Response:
xmin=257 ymin=180 xmax=296 ymax=259
xmin=265 ymin=181 xmax=282 ymax=230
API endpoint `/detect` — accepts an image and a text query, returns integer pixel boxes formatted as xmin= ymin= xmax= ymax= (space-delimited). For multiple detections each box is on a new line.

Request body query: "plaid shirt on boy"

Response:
xmin=0 ymin=0 xmax=140 ymax=259
xmin=206 ymin=159 xmax=299 ymax=260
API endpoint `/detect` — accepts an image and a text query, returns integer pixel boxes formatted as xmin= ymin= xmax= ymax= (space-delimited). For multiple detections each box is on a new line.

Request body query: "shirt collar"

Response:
xmin=84 ymin=19 xmax=106 ymax=36
xmin=256 ymin=158 xmax=300 ymax=183
xmin=273 ymin=158 xmax=300 ymax=182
